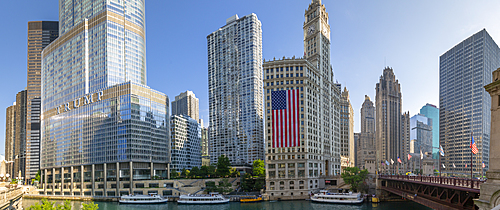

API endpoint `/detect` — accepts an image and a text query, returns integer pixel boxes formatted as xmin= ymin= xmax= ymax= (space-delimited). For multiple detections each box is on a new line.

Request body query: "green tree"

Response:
xmin=204 ymin=181 xmax=217 ymax=193
xmin=207 ymin=165 xmax=217 ymax=177
xmin=252 ymin=159 xmax=265 ymax=177
xmin=240 ymin=173 xmax=253 ymax=192
xmin=218 ymin=178 xmax=233 ymax=194
xmin=82 ymin=202 xmax=99 ymax=210
xmin=216 ymin=155 xmax=230 ymax=177
xmin=27 ymin=199 xmax=72 ymax=210
xmin=170 ymin=171 xmax=179 ymax=179
xmin=190 ymin=167 xmax=200 ymax=178
xmin=181 ymin=168 xmax=190 ymax=178
xmin=35 ymin=170 xmax=41 ymax=183
xmin=341 ymin=167 xmax=368 ymax=192
xmin=229 ymin=168 xmax=240 ymax=177
xmin=253 ymin=177 xmax=265 ymax=191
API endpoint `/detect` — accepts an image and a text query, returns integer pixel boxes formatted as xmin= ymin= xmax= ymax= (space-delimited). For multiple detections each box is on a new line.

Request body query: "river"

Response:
xmin=22 ymin=198 xmax=431 ymax=210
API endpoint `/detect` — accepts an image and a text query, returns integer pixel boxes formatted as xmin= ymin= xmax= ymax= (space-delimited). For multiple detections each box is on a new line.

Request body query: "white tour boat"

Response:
xmin=119 ymin=193 xmax=167 ymax=204
xmin=310 ymin=190 xmax=364 ymax=204
xmin=177 ymin=192 xmax=229 ymax=204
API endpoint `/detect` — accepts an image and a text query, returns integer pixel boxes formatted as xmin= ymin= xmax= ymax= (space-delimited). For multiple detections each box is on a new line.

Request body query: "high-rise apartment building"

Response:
xmin=376 ymin=67 xmax=406 ymax=172
xmin=170 ymin=115 xmax=202 ymax=172
xmin=5 ymin=103 xmax=16 ymax=178
xmin=263 ymin=0 xmax=341 ymax=200
xmin=26 ymin=21 xmax=59 ymax=181
xmin=410 ymin=114 xmax=433 ymax=156
xmin=41 ymin=0 xmax=171 ymax=197
xmin=171 ymin=91 xmax=199 ymax=121
xmin=357 ymin=95 xmax=376 ymax=170
xmin=207 ymin=14 xmax=264 ymax=166
xmin=440 ymin=29 xmax=500 ymax=175
xmin=419 ymin=104 xmax=439 ymax=159
xmin=340 ymin=87 xmax=354 ymax=168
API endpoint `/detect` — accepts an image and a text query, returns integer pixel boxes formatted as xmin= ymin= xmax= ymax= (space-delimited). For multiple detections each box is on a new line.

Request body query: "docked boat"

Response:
xmin=240 ymin=195 xmax=263 ymax=203
xmin=119 ymin=193 xmax=167 ymax=204
xmin=310 ymin=190 xmax=364 ymax=204
xmin=177 ymin=192 xmax=229 ymax=204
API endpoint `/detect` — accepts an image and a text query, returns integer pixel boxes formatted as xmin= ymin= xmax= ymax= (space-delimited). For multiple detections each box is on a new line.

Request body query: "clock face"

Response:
xmin=308 ymin=25 xmax=315 ymax=35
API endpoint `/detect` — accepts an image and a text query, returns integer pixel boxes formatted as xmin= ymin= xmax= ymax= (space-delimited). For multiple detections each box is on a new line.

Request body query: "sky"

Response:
xmin=0 ymin=0 xmax=500 ymax=155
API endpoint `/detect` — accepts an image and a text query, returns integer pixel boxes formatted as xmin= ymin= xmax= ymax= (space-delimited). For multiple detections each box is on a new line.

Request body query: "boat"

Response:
xmin=310 ymin=190 xmax=364 ymax=204
xmin=240 ymin=195 xmax=263 ymax=203
xmin=119 ymin=193 xmax=167 ymax=204
xmin=177 ymin=192 xmax=229 ymax=204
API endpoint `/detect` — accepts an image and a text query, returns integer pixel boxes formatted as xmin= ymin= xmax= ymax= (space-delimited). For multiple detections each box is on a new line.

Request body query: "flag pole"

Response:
xmin=471 ymin=133 xmax=473 ymax=189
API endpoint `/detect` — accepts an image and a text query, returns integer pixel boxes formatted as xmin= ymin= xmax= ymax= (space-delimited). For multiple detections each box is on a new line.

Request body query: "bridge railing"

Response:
xmin=0 ymin=186 xmax=23 ymax=207
xmin=379 ymin=175 xmax=485 ymax=189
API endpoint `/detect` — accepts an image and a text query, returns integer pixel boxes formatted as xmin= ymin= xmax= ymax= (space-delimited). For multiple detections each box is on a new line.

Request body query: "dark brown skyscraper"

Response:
xmin=26 ymin=21 xmax=58 ymax=181
xmin=5 ymin=104 xmax=16 ymax=177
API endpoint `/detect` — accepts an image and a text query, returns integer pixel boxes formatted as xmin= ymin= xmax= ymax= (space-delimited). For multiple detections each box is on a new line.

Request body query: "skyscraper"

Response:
xmin=14 ymin=90 xmax=27 ymax=182
xmin=357 ymin=95 xmax=376 ymax=170
xmin=419 ymin=104 xmax=439 ymax=159
xmin=171 ymin=91 xmax=199 ymax=121
xmin=207 ymin=14 xmax=264 ymax=166
xmin=170 ymin=115 xmax=202 ymax=172
xmin=340 ymin=87 xmax=354 ymax=168
xmin=409 ymin=114 xmax=432 ymax=156
xmin=26 ymin=21 xmax=59 ymax=182
xmin=376 ymin=67 xmax=406 ymax=172
xmin=440 ymin=29 xmax=500 ymax=175
xmin=41 ymin=0 xmax=170 ymax=196
xmin=5 ymin=103 xmax=16 ymax=178
xmin=263 ymin=0 xmax=341 ymax=200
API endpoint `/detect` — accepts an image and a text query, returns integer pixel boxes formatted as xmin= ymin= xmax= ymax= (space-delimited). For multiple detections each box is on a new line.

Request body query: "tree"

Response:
xmin=35 ymin=170 xmax=41 ymax=183
xmin=218 ymin=178 xmax=233 ymax=194
xmin=229 ymin=168 xmax=240 ymax=177
xmin=216 ymin=155 xmax=230 ymax=177
xmin=181 ymin=168 xmax=190 ymax=178
xmin=240 ymin=173 xmax=253 ymax=192
xmin=341 ymin=167 xmax=368 ymax=192
xmin=190 ymin=167 xmax=200 ymax=178
xmin=27 ymin=199 xmax=72 ymax=210
xmin=207 ymin=165 xmax=217 ymax=177
xmin=170 ymin=171 xmax=179 ymax=179
xmin=252 ymin=159 xmax=265 ymax=178
xmin=82 ymin=202 xmax=99 ymax=210
xmin=205 ymin=181 xmax=217 ymax=193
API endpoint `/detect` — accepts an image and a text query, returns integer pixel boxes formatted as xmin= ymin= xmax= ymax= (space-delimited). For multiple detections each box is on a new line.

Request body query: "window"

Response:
xmin=269 ymin=171 xmax=276 ymax=178
xmin=278 ymin=163 xmax=285 ymax=168
xmin=268 ymin=164 xmax=275 ymax=169
xmin=288 ymin=163 xmax=295 ymax=168
xmin=270 ymin=182 xmax=275 ymax=185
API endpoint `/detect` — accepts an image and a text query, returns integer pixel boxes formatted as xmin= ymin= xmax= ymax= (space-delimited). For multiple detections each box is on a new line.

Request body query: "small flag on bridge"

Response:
xmin=453 ymin=163 xmax=456 ymax=168
xmin=442 ymin=164 xmax=446 ymax=168
xmin=397 ymin=157 xmax=402 ymax=164
xmin=408 ymin=153 xmax=412 ymax=160
xmin=465 ymin=163 xmax=467 ymax=168
xmin=391 ymin=159 xmax=394 ymax=165
xmin=385 ymin=160 xmax=390 ymax=166
xmin=482 ymin=162 xmax=485 ymax=168
xmin=420 ymin=150 xmax=424 ymax=159
xmin=439 ymin=145 xmax=445 ymax=157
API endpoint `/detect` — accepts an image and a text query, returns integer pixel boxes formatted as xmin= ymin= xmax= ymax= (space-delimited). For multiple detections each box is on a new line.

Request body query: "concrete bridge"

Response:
xmin=0 ymin=187 xmax=23 ymax=210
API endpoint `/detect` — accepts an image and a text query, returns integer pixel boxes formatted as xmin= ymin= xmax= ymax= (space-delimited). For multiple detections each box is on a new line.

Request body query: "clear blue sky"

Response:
xmin=0 ymin=0 xmax=499 ymax=155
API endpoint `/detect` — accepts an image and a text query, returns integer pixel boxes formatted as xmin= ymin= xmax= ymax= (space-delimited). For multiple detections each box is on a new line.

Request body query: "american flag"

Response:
xmin=482 ymin=162 xmax=485 ymax=168
xmin=408 ymin=153 xmax=412 ymax=160
xmin=272 ymin=89 xmax=300 ymax=148
xmin=397 ymin=157 xmax=402 ymax=164
xmin=470 ymin=134 xmax=478 ymax=155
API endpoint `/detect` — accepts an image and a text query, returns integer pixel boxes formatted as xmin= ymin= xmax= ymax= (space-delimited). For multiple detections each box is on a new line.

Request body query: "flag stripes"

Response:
xmin=272 ymin=89 xmax=300 ymax=148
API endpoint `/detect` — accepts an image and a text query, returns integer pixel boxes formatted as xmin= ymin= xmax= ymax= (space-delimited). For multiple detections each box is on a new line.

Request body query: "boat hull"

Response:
xmin=310 ymin=197 xmax=364 ymax=204
xmin=177 ymin=199 xmax=229 ymax=204
xmin=119 ymin=200 xmax=168 ymax=204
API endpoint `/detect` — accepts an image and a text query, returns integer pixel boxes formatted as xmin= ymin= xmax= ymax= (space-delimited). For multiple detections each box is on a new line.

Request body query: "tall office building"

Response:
xmin=41 ymin=0 xmax=171 ymax=197
xmin=409 ymin=114 xmax=432 ymax=156
xmin=357 ymin=95 xmax=376 ymax=171
xmin=26 ymin=21 xmax=59 ymax=181
xmin=402 ymin=112 xmax=411 ymax=162
xmin=171 ymin=91 xmax=199 ymax=121
xmin=340 ymin=87 xmax=354 ymax=168
xmin=440 ymin=29 xmax=500 ymax=175
xmin=170 ymin=115 xmax=202 ymax=171
xmin=263 ymin=0 xmax=341 ymax=200
xmin=5 ymin=103 xmax=16 ymax=177
xmin=375 ymin=67 xmax=406 ymax=172
xmin=207 ymin=14 xmax=264 ymax=166
xmin=14 ymin=90 xmax=27 ymax=181
xmin=419 ymin=104 xmax=439 ymax=159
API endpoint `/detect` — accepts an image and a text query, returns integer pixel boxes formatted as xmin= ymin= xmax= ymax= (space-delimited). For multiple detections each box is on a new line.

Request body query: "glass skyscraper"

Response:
xmin=207 ymin=14 xmax=264 ymax=166
xmin=440 ymin=29 xmax=500 ymax=175
xmin=170 ymin=115 xmax=202 ymax=172
xmin=420 ymin=103 xmax=439 ymax=159
xmin=409 ymin=114 xmax=433 ymax=157
xmin=41 ymin=0 xmax=170 ymax=197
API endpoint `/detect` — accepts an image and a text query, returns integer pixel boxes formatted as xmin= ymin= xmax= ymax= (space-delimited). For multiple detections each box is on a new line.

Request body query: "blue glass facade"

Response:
xmin=170 ymin=115 xmax=202 ymax=171
xmin=410 ymin=114 xmax=433 ymax=157
xmin=419 ymin=104 xmax=439 ymax=159
xmin=439 ymin=29 xmax=500 ymax=174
